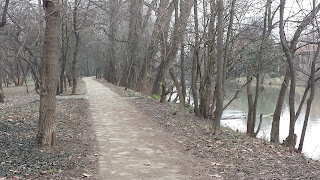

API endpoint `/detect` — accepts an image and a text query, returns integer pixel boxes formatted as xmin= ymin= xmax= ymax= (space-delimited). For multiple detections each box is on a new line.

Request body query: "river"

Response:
xmin=222 ymin=86 xmax=320 ymax=160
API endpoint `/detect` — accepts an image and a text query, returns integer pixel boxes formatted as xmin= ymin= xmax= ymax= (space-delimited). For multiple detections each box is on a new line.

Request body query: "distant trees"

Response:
xmin=1 ymin=0 xmax=319 ymax=152
xmin=0 ymin=0 xmax=9 ymax=102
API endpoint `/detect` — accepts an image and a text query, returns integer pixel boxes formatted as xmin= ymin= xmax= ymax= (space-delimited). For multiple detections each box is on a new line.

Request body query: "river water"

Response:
xmin=222 ymin=86 xmax=320 ymax=160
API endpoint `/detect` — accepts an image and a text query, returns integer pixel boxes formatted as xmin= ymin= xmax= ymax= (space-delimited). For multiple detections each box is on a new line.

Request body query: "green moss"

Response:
xmin=47 ymin=168 xmax=57 ymax=174
xmin=153 ymin=94 xmax=160 ymax=100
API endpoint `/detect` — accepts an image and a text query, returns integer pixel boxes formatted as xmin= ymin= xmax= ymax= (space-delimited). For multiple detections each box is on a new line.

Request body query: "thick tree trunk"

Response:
xmin=36 ymin=0 xmax=61 ymax=147
xmin=169 ymin=68 xmax=185 ymax=115
xmin=246 ymin=75 xmax=254 ymax=135
xmin=212 ymin=0 xmax=224 ymax=134
xmin=151 ymin=2 xmax=174 ymax=96
xmin=106 ymin=0 xmax=118 ymax=84
xmin=270 ymin=68 xmax=290 ymax=143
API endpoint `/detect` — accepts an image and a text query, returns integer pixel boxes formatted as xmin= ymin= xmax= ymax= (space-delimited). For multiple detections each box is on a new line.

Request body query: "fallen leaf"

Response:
xmin=209 ymin=174 xmax=222 ymax=178
xmin=143 ymin=163 xmax=152 ymax=166
xmin=82 ymin=173 xmax=91 ymax=177
xmin=211 ymin=162 xmax=222 ymax=166
xmin=217 ymin=141 xmax=224 ymax=145
xmin=40 ymin=171 xmax=47 ymax=175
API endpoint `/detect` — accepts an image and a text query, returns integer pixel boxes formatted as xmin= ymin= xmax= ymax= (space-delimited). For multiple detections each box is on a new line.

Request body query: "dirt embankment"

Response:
xmin=97 ymin=78 xmax=320 ymax=179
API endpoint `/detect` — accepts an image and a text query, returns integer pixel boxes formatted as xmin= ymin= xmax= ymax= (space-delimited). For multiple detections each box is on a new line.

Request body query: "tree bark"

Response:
xmin=191 ymin=0 xmax=200 ymax=116
xmin=71 ymin=0 xmax=80 ymax=94
xmin=60 ymin=0 xmax=68 ymax=94
xmin=36 ymin=0 xmax=61 ymax=147
xmin=246 ymin=75 xmax=254 ymax=135
xmin=180 ymin=44 xmax=186 ymax=101
xmin=169 ymin=67 xmax=185 ymax=115
xmin=270 ymin=68 xmax=290 ymax=143
xmin=60 ymin=24 xmax=68 ymax=93
xmin=0 ymin=0 xmax=9 ymax=28
xmin=213 ymin=0 xmax=224 ymax=135
xmin=106 ymin=0 xmax=118 ymax=84
xmin=0 ymin=65 xmax=4 ymax=103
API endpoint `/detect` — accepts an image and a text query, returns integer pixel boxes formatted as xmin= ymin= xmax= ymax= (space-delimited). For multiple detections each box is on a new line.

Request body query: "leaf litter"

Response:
xmin=0 ymin=80 xmax=98 ymax=179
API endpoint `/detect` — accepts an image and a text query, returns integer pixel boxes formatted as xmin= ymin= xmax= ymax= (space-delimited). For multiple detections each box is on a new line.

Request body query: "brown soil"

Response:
xmin=97 ymin=78 xmax=320 ymax=179
xmin=0 ymin=79 xmax=98 ymax=179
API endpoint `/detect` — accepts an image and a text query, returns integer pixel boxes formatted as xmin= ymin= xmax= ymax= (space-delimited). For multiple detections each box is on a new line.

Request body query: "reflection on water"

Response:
xmin=222 ymin=86 xmax=320 ymax=160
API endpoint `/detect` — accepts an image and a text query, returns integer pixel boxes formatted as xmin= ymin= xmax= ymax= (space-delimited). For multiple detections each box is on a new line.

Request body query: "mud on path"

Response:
xmin=83 ymin=77 xmax=211 ymax=180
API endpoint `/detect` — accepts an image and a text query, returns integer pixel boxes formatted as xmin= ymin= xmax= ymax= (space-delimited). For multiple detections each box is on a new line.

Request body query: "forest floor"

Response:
xmin=0 ymin=80 xmax=98 ymax=179
xmin=96 ymin=78 xmax=320 ymax=179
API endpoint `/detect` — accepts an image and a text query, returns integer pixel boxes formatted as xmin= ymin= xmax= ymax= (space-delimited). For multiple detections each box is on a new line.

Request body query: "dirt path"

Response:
xmin=83 ymin=77 xmax=209 ymax=180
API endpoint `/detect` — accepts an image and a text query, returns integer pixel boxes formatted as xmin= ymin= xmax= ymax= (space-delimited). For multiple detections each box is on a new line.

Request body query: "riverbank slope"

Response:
xmin=98 ymin=78 xmax=320 ymax=179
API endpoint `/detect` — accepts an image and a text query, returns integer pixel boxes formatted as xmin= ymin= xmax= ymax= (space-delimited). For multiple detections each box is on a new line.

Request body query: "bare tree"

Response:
xmin=212 ymin=0 xmax=224 ymax=134
xmin=152 ymin=0 xmax=193 ymax=98
xmin=71 ymin=0 xmax=80 ymax=94
xmin=36 ymin=0 xmax=61 ymax=146
xmin=247 ymin=0 xmax=274 ymax=137
xmin=279 ymin=0 xmax=320 ymax=147
xmin=191 ymin=0 xmax=200 ymax=116
xmin=298 ymin=41 xmax=320 ymax=152
xmin=119 ymin=0 xmax=143 ymax=89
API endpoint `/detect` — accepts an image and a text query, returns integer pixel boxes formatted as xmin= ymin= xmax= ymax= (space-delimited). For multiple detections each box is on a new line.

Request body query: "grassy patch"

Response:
xmin=153 ymin=94 xmax=160 ymax=100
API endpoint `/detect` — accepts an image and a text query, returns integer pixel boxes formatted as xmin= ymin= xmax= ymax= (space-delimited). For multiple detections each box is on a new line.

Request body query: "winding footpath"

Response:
xmin=83 ymin=77 xmax=208 ymax=180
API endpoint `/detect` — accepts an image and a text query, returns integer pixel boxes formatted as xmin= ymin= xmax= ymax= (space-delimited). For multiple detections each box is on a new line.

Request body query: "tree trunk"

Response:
xmin=72 ymin=0 xmax=80 ymax=95
xmin=191 ymin=0 xmax=200 ymax=116
xmin=60 ymin=6 xmax=68 ymax=94
xmin=107 ymin=0 xmax=118 ymax=84
xmin=212 ymin=0 xmax=224 ymax=135
xmin=222 ymin=0 xmax=236 ymax=89
xmin=298 ymin=37 xmax=320 ymax=152
xmin=36 ymin=0 xmax=61 ymax=147
xmin=0 ymin=68 xmax=4 ymax=103
xmin=0 ymin=0 xmax=9 ymax=28
xmin=152 ymin=0 xmax=193 ymax=97
xmin=200 ymin=0 xmax=216 ymax=119
xmin=246 ymin=75 xmax=254 ymax=135
xmin=279 ymin=0 xmax=320 ymax=147
xmin=151 ymin=2 xmax=175 ymax=96
xmin=120 ymin=0 xmax=142 ymax=89
xmin=169 ymin=68 xmax=185 ymax=115
xmin=270 ymin=68 xmax=290 ymax=143
xmin=180 ymin=44 xmax=186 ymax=101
